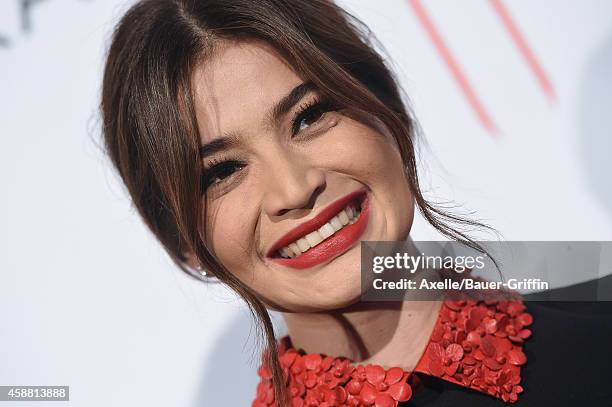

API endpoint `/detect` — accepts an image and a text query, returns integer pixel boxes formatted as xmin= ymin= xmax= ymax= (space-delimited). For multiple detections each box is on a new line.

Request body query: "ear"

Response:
xmin=182 ymin=250 xmax=200 ymax=271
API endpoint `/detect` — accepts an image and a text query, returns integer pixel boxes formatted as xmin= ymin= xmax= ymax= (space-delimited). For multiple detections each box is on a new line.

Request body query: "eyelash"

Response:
xmin=201 ymin=157 xmax=246 ymax=192
xmin=290 ymin=97 xmax=336 ymax=136
xmin=201 ymin=97 xmax=337 ymax=194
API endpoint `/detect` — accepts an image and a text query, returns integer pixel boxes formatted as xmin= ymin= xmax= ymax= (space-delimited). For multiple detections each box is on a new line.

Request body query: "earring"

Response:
xmin=195 ymin=264 xmax=208 ymax=277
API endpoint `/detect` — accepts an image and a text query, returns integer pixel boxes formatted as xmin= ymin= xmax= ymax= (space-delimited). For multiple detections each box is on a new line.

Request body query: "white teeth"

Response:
xmin=289 ymin=242 xmax=302 ymax=257
xmin=305 ymin=231 xmax=323 ymax=247
xmin=281 ymin=247 xmax=295 ymax=258
xmin=276 ymin=201 xmax=363 ymax=259
xmin=330 ymin=216 xmax=343 ymax=231
xmin=338 ymin=210 xmax=349 ymax=225
xmin=318 ymin=223 xmax=335 ymax=239
xmin=296 ymin=238 xmax=310 ymax=253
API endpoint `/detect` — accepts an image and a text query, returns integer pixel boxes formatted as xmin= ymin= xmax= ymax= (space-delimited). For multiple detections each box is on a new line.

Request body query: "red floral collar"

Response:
xmin=253 ymin=298 xmax=533 ymax=406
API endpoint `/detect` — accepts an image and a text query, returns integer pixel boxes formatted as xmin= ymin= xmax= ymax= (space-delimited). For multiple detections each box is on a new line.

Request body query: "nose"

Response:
xmin=262 ymin=150 xmax=326 ymax=218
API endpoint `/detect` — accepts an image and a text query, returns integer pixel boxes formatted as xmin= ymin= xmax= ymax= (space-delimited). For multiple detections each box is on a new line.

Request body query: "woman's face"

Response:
xmin=191 ymin=40 xmax=414 ymax=312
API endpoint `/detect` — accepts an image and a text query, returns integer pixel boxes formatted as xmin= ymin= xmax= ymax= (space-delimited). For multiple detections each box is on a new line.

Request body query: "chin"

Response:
xmin=262 ymin=225 xmax=373 ymax=312
xmin=301 ymin=276 xmax=363 ymax=311
xmin=280 ymin=274 xmax=363 ymax=312
xmin=288 ymin=292 xmax=361 ymax=313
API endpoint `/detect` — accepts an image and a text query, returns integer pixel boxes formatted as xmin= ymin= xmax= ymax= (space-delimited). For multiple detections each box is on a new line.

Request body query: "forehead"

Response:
xmin=191 ymin=40 xmax=303 ymax=143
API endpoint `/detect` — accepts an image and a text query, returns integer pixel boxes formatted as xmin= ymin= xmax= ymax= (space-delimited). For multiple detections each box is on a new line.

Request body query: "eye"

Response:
xmin=291 ymin=98 xmax=336 ymax=136
xmin=201 ymin=159 xmax=246 ymax=192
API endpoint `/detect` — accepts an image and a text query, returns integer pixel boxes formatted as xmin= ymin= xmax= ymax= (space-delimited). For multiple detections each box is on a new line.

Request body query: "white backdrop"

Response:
xmin=1 ymin=1 xmax=611 ymax=406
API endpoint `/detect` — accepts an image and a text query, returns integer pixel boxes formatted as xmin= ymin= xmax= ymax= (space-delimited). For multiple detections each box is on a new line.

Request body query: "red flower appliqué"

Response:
xmin=253 ymin=299 xmax=532 ymax=406
xmin=417 ymin=299 xmax=532 ymax=403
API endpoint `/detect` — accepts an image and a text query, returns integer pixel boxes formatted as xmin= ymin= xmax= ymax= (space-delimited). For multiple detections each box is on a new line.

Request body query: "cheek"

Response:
xmin=207 ymin=201 xmax=255 ymax=275
xmin=317 ymin=120 xmax=414 ymax=236
xmin=313 ymin=118 xmax=405 ymax=179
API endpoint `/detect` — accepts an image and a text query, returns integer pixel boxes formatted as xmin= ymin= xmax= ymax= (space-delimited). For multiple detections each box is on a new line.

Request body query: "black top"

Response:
xmin=400 ymin=276 xmax=612 ymax=406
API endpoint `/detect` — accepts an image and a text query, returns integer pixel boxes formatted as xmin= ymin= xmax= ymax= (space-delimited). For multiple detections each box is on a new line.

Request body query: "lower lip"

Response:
xmin=268 ymin=193 xmax=370 ymax=269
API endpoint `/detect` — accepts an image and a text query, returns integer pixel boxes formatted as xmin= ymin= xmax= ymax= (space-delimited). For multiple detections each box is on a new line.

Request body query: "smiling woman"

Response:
xmin=99 ymin=0 xmax=507 ymax=405
xmin=190 ymin=37 xmax=426 ymax=312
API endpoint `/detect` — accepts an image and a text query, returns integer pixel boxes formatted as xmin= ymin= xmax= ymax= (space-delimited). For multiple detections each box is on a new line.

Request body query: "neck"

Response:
xmin=282 ymin=299 xmax=442 ymax=370
xmin=281 ymin=238 xmax=444 ymax=370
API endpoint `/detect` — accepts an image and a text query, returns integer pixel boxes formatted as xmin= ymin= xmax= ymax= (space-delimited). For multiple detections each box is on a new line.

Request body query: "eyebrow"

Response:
xmin=199 ymin=81 xmax=316 ymax=159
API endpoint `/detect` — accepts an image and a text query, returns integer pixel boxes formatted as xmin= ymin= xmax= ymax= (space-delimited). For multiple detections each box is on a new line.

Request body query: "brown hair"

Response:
xmin=100 ymin=0 xmax=495 ymax=404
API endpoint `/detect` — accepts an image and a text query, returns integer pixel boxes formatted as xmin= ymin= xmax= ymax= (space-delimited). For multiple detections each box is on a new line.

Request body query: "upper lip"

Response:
xmin=265 ymin=188 xmax=367 ymax=258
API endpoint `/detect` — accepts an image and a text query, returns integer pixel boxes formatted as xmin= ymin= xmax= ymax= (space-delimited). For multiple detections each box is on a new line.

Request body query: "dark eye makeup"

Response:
xmin=201 ymin=158 xmax=246 ymax=192
xmin=290 ymin=97 xmax=336 ymax=136
xmin=200 ymin=96 xmax=337 ymax=195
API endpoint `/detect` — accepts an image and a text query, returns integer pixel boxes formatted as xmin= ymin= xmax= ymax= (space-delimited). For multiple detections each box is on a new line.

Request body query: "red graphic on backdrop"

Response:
xmin=490 ymin=0 xmax=556 ymax=102
xmin=409 ymin=0 xmax=499 ymax=135
xmin=408 ymin=0 xmax=556 ymax=135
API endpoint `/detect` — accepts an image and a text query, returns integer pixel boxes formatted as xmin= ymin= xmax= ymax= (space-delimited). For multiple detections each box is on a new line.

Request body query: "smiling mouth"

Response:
xmin=272 ymin=198 xmax=363 ymax=259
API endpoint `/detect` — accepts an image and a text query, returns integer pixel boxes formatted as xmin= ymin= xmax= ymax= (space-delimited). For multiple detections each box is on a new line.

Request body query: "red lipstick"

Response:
xmin=266 ymin=188 xmax=370 ymax=269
